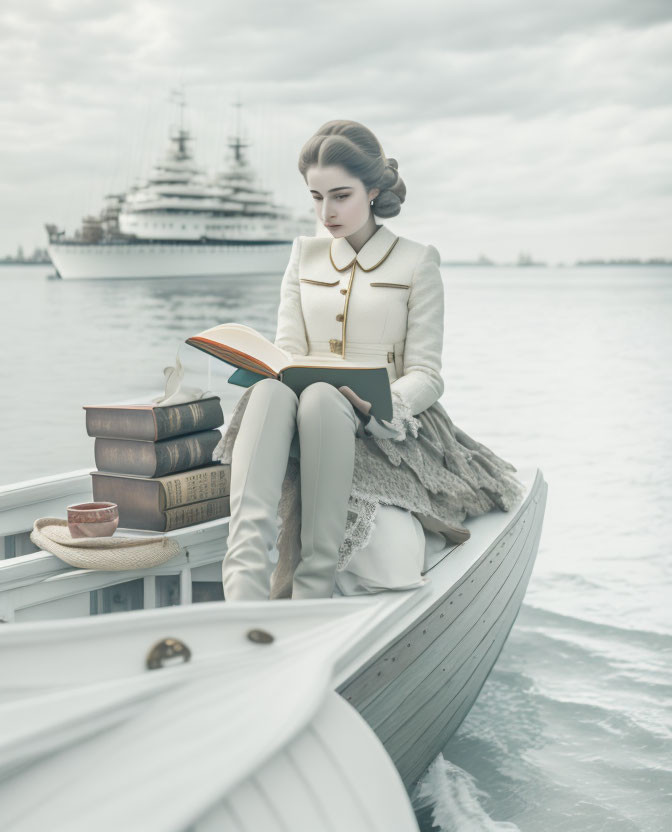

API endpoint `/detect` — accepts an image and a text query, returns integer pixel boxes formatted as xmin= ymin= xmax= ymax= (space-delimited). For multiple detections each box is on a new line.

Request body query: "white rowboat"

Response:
xmin=0 ymin=465 xmax=547 ymax=830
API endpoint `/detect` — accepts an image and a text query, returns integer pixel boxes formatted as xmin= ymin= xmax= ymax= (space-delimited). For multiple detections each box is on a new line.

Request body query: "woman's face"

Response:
xmin=306 ymin=164 xmax=380 ymax=238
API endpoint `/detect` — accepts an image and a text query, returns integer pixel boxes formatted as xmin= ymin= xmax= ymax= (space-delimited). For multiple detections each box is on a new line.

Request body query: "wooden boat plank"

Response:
xmin=360 ymin=503 xmax=537 ymax=731
xmin=399 ymin=570 xmax=532 ymax=790
xmin=339 ymin=491 xmax=538 ymax=707
xmin=394 ymin=500 xmax=544 ymax=787
xmin=396 ymin=559 xmax=537 ymax=788
xmin=354 ymin=498 xmax=537 ymax=717
xmin=363 ymin=495 xmax=541 ymax=739
xmin=332 ymin=468 xmax=542 ymax=690
xmin=379 ymin=519 xmax=540 ymax=758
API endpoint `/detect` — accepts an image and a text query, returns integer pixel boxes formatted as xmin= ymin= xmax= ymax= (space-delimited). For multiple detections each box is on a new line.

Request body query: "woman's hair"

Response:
xmin=298 ymin=120 xmax=406 ymax=218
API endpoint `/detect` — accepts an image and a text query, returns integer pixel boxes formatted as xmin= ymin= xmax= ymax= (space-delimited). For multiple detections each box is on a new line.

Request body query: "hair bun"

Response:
xmin=372 ymin=189 xmax=403 ymax=218
xmin=374 ymin=157 xmax=406 ymax=218
xmin=298 ymin=120 xmax=407 ymax=218
xmin=380 ymin=158 xmax=400 ymax=191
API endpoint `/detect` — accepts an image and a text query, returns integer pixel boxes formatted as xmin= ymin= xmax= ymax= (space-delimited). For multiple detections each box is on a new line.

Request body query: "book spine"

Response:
xmin=86 ymin=409 xmax=154 ymax=441
xmin=154 ymin=431 xmax=222 ymax=477
xmin=94 ymin=430 xmax=222 ymax=477
xmin=154 ymin=398 xmax=224 ymax=440
xmin=91 ymin=474 xmax=160 ymax=522
xmin=94 ymin=438 xmax=155 ymax=477
xmin=160 ymin=465 xmax=231 ymax=509
xmin=164 ymin=496 xmax=231 ymax=531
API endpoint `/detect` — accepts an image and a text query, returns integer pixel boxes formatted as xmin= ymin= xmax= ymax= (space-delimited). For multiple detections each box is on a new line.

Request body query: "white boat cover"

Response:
xmin=0 ymin=598 xmax=420 ymax=831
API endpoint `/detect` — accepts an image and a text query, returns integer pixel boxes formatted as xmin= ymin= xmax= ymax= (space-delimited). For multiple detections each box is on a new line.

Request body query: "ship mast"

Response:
xmin=169 ymin=87 xmax=192 ymax=161
xmin=228 ymin=96 xmax=250 ymax=165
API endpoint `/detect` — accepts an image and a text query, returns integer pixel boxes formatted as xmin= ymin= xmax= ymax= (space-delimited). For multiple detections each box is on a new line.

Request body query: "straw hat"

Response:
xmin=30 ymin=518 xmax=182 ymax=571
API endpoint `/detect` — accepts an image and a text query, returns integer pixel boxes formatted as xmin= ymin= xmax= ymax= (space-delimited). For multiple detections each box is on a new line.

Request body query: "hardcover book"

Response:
xmin=108 ymin=494 xmax=231 ymax=533
xmin=185 ymin=323 xmax=393 ymax=421
xmin=91 ymin=463 xmax=231 ymax=514
xmin=84 ymin=396 xmax=224 ymax=442
xmin=93 ymin=430 xmax=222 ymax=478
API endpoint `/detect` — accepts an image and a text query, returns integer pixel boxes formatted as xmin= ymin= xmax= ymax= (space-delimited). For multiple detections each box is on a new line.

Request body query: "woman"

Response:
xmin=217 ymin=120 xmax=524 ymax=601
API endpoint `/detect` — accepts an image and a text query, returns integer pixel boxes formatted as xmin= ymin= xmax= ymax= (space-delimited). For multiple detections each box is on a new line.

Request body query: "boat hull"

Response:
xmin=47 ymin=240 xmax=293 ymax=279
xmin=338 ymin=470 xmax=547 ymax=790
xmin=0 ymin=467 xmax=547 ymax=812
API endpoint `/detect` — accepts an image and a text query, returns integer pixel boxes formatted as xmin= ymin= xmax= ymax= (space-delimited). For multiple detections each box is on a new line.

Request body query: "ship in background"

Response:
xmin=45 ymin=99 xmax=315 ymax=280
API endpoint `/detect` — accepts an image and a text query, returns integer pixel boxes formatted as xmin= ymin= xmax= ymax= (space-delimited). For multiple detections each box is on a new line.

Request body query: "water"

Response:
xmin=1 ymin=264 xmax=670 ymax=831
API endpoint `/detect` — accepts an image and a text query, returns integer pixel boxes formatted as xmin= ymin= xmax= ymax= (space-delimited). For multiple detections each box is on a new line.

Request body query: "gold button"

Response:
xmin=340 ymin=288 xmax=347 ymax=295
xmin=336 ymin=313 xmax=344 ymax=322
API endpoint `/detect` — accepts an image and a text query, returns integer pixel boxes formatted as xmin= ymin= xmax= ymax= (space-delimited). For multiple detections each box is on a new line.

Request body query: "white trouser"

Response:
xmin=334 ymin=504 xmax=428 ymax=596
xmin=222 ymin=378 xmax=358 ymax=601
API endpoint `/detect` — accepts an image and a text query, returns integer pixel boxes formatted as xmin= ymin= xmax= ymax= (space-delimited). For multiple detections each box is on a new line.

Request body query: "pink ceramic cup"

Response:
xmin=66 ymin=502 xmax=119 ymax=538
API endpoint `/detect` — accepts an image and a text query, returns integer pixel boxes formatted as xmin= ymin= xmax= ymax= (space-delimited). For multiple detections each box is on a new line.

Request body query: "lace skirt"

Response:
xmin=331 ymin=390 xmax=523 ymax=567
xmin=214 ymin=385 xmax=525 ymax=595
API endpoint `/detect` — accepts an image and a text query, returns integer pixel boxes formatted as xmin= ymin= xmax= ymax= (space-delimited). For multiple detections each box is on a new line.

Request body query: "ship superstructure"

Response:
xmin=45 ymin=101 xmax=314 ymax=279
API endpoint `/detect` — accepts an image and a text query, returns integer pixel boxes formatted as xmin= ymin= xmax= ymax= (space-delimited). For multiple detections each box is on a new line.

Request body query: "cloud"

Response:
xmin=1 ymin=0 xmax=671 ymax=260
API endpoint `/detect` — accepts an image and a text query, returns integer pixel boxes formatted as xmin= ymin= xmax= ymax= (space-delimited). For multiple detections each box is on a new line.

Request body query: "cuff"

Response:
xmin=356 ymin=413 xmax=403 ymax=440
xmin=354 ymin=391 xmax=420 ymax=441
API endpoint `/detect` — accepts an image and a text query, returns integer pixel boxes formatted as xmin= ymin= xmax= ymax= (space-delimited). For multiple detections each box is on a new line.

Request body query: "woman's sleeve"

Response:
xmin=355 ymin=412 xmax=403 ymax=440
xmin=354 ymin=389 xmax=422 ymax=442
xmin=273 ymin=237 xmax=309 ymax=356
xmin=390 ymin=244 xmax=445 ymax=415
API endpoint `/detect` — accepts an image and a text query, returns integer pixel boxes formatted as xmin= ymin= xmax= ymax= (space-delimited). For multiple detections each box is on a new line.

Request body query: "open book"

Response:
xmin=185 ymin=323 xmax=393 ymax=421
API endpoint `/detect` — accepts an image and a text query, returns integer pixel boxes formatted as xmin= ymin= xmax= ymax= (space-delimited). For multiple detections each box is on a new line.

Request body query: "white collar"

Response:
xmin=329 ymin=224 xmax=399 ymax=272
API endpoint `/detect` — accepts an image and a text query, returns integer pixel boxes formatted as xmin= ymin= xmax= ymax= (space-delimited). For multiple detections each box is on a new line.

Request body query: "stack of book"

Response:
xmin=84 ymin=397 xmax=231 ymax=532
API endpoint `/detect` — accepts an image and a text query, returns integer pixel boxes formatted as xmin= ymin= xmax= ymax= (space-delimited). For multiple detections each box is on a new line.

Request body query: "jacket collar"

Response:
xmin=329 ymin=223 xmax=399 ymax=272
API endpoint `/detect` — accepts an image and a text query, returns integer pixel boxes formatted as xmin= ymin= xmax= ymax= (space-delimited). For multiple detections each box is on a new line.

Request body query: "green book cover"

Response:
xmin=281 ymin=365 xmax=392 ymax=421
xmin=227 ymin=367 xmax=267 ymax=387
xmin=228 ymin=365 xmax=392 ymax=421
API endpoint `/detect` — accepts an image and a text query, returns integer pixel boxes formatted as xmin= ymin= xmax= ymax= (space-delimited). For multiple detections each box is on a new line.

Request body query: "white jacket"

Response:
xmin=273 ymin=223 xmax=444 ymax=434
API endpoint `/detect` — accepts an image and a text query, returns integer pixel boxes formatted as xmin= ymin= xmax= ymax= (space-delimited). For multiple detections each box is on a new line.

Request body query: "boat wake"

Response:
xmin=411 ymin=753 xmax=520 ymax=832
xmin=407 ymin=597 xmax=672 ymax=831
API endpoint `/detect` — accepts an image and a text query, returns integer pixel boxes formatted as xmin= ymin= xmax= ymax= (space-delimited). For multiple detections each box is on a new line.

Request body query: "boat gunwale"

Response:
xmin=332 ymin=467 xmax=544 ymax=688
xmin=0 ymin=468 xmax=544 ymax=681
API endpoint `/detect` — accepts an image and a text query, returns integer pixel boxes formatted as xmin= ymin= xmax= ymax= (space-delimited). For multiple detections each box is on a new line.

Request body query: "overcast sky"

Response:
xmin=2 ymin=0 xmax=671 ymax=263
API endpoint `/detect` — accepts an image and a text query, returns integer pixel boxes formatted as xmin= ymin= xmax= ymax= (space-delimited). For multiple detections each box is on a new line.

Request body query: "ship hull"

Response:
xmin=47 ymin=240 xmax=293 ymax=280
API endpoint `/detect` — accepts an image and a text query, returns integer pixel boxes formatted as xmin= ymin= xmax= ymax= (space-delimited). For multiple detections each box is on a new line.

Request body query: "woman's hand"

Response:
xmin=340 ymin=385 xmax=402 ymax=440
xmin=338 ymin=385 xmax=372 ymax=418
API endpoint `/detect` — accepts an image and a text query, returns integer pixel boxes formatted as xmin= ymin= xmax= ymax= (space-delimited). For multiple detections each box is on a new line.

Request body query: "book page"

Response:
xmin=281 ymin=355 xmax=386 ymax=371
xmin=188 ymin=323 xmax=291 ymax=374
